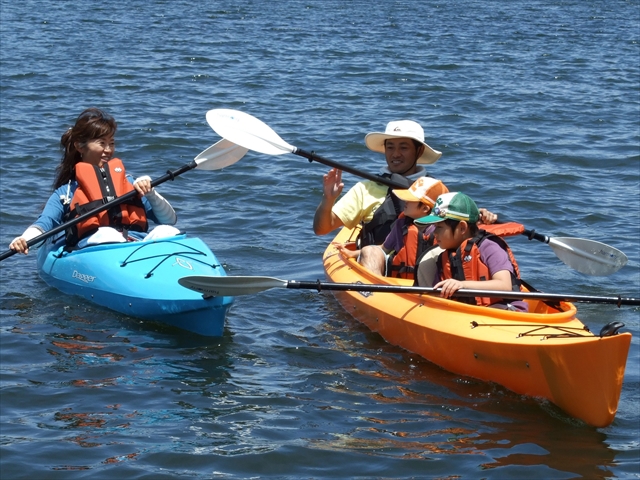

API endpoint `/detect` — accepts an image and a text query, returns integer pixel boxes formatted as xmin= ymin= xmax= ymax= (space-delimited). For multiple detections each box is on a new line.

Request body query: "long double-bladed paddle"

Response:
xmin=0 ymin=139 xmax=248 ymax=262
xmin=204 ymin=109 xmax=628 ymax=276
xmin=179 ymin=275 xmax=640 ymax=307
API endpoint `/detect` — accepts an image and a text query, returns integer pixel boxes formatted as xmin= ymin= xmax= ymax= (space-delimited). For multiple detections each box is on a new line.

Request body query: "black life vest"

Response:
xmin=438 ymin=230 xmax=523 ymax=307
xmin=64 ymin=159 xmax=148 ymax=246
xmin=359 ymin=173 xmax=412 ymax=248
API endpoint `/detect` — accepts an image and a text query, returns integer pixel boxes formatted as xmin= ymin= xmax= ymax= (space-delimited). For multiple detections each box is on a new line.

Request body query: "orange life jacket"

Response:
xmin=438 ymin=230 xmax=523 ymax=306
xmin=65 ymin=159 xmax=148 ymax=246
xmin=387 ymin=214 xmax=437 ymax=279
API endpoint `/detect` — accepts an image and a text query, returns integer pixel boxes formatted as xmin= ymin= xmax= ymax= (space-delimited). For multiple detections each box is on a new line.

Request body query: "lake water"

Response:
xmin=1 ymin=0 xmax=639 ymax=478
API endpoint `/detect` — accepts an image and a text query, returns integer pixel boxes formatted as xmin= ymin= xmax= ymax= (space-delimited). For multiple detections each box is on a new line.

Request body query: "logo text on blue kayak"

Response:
xmin=72 ymin=270 xmax=96 ymax=283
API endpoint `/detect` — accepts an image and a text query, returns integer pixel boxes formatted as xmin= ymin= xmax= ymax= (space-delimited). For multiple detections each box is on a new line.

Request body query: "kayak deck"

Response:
xmin=323 ymin=226 xmax=631 ymax=427
xmin=38 ymin=234 xmax=233 ymax=336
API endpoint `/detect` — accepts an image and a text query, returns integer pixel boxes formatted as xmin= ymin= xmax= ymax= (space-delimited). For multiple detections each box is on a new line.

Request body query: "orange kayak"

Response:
xmin=323 ymin=226 xmax=632 ymax=427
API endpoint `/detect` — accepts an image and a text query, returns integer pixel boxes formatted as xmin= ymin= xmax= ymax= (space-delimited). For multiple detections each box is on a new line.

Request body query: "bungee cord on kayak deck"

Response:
xmin=118 ymin=240 xmax=224 ymax=279
xmin=470 ymin=322 xmax=593 ymax=338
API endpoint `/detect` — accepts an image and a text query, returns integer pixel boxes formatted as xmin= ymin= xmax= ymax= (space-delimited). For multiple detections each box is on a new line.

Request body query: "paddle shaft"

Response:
xmin=0 ymin=161 xmax=196 ymax=261
xmin=521 ymin=228 xmax=552 ymax=244
xmin=179 ymin=275 xmax=640 ymax=307
xmin=293 ymin=147 xmax=408 ymax=189
xmin=296 ymin=150 xmax=580 ymax=251
xmin=291 ymin=149 xmax=568 ymax=246
xmin=292 ymin=147 xmax=617 ymax=264
xmin=204 ymin=108 xmax=626 ymax=275
xmin=207 ymin=108 xmax=625 ymax=273
xmin=285 ymin=280 xmax=640 ymax=306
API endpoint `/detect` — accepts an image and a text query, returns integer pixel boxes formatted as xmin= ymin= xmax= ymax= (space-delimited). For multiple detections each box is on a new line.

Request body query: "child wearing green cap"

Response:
xmin=414 ymin=192 xmax=528 ymax=311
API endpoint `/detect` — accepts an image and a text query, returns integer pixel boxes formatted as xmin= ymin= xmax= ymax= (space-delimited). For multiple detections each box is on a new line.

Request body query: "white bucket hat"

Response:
xmin=364 ymin=120 xmax=442 ymax=165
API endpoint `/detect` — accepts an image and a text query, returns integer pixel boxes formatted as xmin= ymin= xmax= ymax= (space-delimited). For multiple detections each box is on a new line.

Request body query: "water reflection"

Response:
xmin=309 ymin=301 xmax=619 ymax=478
xmin=0 ymin=301 xmax=236 ymax=472
xmin=0 ymin=261 xmax=631 ymax=478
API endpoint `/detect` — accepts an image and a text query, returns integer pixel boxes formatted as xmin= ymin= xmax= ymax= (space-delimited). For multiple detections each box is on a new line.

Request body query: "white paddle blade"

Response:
xmin=206 ymin=109 xmax=295 ymax=156
xmin=179 ymin=275 xmax=288 ymax=296
xmin=194 ymin=139 xmax=249 ymax=170
xmin=550 ymin=237 xmax=628 ymax=276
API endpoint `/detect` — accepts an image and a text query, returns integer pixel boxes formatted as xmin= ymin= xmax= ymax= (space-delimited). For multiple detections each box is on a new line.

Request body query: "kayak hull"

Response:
xmin=37 ymin=234 xmax=233 ymax=336
xmin=324 ymin=227 xmax=631 ymax=427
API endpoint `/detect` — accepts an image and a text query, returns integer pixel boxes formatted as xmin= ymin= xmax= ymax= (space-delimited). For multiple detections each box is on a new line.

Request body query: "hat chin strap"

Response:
xmin=397 ymin=146 xmax=424 ymax=176
xmin=395 ymin=157 xmax=419 ymax=177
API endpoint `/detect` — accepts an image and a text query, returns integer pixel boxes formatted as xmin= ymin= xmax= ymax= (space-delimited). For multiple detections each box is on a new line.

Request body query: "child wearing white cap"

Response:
xmin=335 ymin=177 xmax=448 ymax=279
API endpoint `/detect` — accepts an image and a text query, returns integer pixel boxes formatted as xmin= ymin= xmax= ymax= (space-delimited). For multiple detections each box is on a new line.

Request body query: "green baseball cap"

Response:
xmin=414 ymin=192 xmax=480 ymax=226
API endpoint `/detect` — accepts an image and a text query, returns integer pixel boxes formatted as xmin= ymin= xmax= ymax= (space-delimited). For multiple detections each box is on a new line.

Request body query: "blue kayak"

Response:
xmin=37 ymin=234 xmax=233 ymax=336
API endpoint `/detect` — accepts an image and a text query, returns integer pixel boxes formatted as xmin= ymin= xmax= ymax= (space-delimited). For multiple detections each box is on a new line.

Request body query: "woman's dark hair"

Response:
xmin=53 ymin=108 xmax=117 ymax=189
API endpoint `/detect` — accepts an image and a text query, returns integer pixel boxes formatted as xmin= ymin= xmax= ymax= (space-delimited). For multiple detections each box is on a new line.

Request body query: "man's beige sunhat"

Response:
xmin=364 ymin=120 xmax=442 ymax=165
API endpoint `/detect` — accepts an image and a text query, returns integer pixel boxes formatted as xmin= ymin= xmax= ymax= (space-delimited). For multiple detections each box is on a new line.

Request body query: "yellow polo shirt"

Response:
xmin=332 ymin=167 xmax=428 ymax=229
xmin=332 ymin=180 xmax=388 ymax=229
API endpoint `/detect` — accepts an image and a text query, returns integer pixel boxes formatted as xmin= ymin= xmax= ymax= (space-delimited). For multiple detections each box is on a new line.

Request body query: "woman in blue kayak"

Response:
xmin=9 ymin=107 xmax=177 ymax=254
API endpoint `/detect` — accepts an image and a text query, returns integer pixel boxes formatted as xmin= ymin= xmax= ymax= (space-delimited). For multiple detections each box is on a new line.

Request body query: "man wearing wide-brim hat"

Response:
xmin=364 ymin=120 xmax=442 ymax=165
xmin=313 ymin=119 xmax=450 ymax=248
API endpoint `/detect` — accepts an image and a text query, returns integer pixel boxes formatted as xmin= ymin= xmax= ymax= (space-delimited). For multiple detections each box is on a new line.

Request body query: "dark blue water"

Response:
xmin=1 ymin=0 xmax=639 ymax=478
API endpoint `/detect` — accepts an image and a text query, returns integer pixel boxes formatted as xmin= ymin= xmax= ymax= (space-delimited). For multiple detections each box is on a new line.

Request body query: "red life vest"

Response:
xmin=65 ymin=159 xmax=148 ymax=246
xmin=438 ymin=230 xmax=523 ymax=307
xmin=387 ymin=214 xmax=437 ymax=279
xmin=479 ymin=222 xmax=525 ymax=237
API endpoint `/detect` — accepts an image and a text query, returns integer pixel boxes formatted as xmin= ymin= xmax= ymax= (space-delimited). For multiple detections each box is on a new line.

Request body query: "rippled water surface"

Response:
xmin=1 ymin=1 xmax=639 ymax=478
